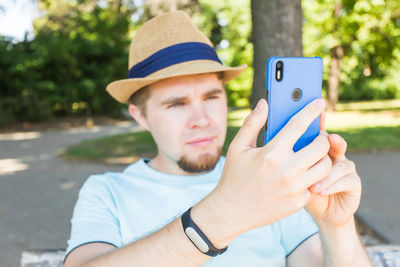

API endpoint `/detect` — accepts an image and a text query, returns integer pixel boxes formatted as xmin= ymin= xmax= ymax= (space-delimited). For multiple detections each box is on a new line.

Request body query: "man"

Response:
xmin=64 ymin=10 xmax=371 ymax=266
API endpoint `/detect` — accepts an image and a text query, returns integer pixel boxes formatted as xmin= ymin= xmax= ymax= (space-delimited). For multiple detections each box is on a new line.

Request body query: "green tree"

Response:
xmin=303 ymin=0 xmax=400 ymax=110
xmin=1 ymin=0 xmax=254 ymax=126
xmin=35 ymin=0 xmax=138 ymax=113
xmin=198 ymin=0 xmax=252 ymax=108
xmin=0 ymin=0 xmax=139 ymax=126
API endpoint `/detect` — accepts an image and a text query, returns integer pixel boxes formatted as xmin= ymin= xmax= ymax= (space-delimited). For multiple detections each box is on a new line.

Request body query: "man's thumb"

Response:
xmin=231 ymin=99 xmax=268 ymax=149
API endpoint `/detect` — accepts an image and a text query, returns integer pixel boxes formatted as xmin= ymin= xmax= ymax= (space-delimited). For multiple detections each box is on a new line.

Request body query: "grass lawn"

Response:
xmin=62 ymin=99 xmax=400 ymax=163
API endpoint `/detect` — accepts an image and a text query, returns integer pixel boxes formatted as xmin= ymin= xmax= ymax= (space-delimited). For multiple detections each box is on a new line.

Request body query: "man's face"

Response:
xmin=142 ymin=73 xmax=227 ymax=173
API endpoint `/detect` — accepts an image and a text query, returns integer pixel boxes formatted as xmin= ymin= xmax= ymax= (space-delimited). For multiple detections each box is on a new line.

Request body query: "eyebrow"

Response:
xmin=160 ymin=88 xmax=223 ymax=106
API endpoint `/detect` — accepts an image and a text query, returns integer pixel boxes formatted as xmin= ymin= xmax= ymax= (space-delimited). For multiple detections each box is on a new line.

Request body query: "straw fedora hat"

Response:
xmin=106 ymin=10 xmax=247 ymax=104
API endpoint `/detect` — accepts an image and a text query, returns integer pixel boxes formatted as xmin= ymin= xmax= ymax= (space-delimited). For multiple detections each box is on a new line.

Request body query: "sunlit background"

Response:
xmin=1 ymin=0 xmax=400 ymax=266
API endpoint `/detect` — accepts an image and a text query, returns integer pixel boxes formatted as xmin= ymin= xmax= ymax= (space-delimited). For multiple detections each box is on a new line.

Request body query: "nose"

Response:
xmin=187 ymin=102 xmax=211 ymax=129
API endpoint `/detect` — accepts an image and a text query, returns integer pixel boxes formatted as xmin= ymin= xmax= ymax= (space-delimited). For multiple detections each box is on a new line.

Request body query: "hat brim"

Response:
xmin=106 ymin=60 xmax=247 ymax=104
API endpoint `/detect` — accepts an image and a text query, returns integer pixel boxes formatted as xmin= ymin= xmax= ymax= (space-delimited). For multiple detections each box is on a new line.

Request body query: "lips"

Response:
xmin=186 ymin=136 xmax=215 ymax=147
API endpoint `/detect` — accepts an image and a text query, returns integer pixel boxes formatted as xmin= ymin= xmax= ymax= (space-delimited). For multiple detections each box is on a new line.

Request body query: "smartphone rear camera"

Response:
xmin=275 ymin=61 xmax=283 ymax=82
xmin=292 ymin=88 xmax=302 ymax=102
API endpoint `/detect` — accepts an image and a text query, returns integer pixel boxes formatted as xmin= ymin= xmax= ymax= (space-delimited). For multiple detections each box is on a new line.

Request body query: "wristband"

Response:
xmin=181 ymin=207 xmax=228 ymax=257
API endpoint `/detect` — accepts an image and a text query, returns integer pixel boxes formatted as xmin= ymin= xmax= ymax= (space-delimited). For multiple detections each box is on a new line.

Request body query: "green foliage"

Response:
xmin=0 ymin=36 xmax=54 ymax=125
xmin=303 ymin=0 xmax=400 ymax=100
xmin=196 ymin=0 xmax=253 ymax=107
xmin=0 ymin=0 xmax=133 ymax=126
xmin=2 ymin=0 xmax=400 ymax=126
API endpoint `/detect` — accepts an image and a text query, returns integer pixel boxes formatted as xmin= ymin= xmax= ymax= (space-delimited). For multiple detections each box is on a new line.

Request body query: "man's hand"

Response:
xmin=306 ymin=114 xmax=362 ymax=227
xmin=301 ymin=109 xmax=372 ymax=267
xmin=192 ymin=98 xmax=331 ymax=247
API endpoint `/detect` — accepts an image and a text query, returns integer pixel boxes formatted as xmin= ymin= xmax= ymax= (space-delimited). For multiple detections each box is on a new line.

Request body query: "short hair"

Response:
xmin=128 ymin=85 xmax=151 ymax=118
xmin=128 ymin=72 xmax=225 ymax=118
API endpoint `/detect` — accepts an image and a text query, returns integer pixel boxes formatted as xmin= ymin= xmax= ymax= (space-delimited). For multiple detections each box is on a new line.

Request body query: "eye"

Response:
xmin=168 ymin=102 xmax=184 ymax=108
xmin=206 ymin=95 xmax=218 ymax=100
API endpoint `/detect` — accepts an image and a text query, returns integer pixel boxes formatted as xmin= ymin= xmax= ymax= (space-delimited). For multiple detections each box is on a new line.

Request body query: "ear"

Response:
xmin=128 ymin=104 xmax=150 ymax=131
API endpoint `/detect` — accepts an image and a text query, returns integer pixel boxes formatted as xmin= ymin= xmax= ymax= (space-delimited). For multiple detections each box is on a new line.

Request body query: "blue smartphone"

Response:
xmin=264 ymin=56 xmax=323 ymax=152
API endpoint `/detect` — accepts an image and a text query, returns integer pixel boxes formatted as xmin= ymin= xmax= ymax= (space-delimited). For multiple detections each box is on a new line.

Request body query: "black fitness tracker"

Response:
xmin=181 ymin=207 xmax=228 ymax=257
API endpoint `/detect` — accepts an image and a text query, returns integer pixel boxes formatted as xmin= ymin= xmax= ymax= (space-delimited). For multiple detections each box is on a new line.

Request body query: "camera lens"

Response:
xmin=292 ymin=88 xmax=302 ymax=101
xmin=275 ymin=61 xmax=283 ymax=81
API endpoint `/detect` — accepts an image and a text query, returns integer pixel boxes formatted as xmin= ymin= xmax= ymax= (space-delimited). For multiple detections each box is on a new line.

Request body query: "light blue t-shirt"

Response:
xmin=65 ymin=156 xmax=318 ymax=266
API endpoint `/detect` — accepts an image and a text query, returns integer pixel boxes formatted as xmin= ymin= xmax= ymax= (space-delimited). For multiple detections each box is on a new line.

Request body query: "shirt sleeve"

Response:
xmin=65 ymin=175 xmax=122 ymax=259
xmin=278 ymin=208 xmax=319 ymax=256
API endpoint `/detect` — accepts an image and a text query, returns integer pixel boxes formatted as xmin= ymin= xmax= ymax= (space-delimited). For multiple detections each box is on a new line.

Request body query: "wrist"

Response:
xmin=315 ymin=216 xmax=356 ymax=237
xmin=316 ymin=216 xmax=361 ymax=252
xmin=190 ymin=190 xmax=244 ymax=249
xmin=315 ymin=217 xmax=372 ymax=266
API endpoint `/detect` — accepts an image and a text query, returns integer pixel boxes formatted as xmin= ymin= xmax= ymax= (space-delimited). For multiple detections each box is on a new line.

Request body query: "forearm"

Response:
xmin=82 ymin=217 xmax=207 ymax=267
xmin=82 ymin=194 xmax=241 ymax=267
xmin=317 ymin=217 xmax=372 ymax=267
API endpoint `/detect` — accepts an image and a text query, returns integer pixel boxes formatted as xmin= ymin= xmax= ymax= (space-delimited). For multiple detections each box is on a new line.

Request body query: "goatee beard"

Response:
xmin=177 ymin=147 xmax=222 ymax=173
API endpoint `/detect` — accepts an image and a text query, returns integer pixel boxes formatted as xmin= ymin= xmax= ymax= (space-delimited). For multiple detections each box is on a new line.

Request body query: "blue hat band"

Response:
xmin=128 ymin=42 xmax=222 ymax=79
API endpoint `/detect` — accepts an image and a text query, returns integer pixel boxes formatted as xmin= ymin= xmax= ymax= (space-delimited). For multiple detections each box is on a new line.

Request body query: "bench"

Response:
xmin=21 ymin=245 xmax=400 ymax=266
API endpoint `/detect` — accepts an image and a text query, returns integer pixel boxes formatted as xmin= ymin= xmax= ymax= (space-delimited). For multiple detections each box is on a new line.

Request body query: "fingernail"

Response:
xmin=254 ymin=99 xmax=265 ymax=112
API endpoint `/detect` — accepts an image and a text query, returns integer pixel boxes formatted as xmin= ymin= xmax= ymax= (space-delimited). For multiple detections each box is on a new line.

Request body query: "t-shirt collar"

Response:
xmin=124 ymin=156 xmax=225 ymax=185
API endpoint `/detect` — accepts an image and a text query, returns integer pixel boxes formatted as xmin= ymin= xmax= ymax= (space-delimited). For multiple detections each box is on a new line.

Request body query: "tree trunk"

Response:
xmin=251 ymin=0 xmax=303 ymax=146
xmin=326 ymin=0 xmax=343 ymax=111
xmin=327 ymin=46 xmax=343 ymax=111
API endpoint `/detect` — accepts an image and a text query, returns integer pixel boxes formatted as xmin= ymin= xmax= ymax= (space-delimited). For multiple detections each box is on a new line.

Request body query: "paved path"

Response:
xmin=0 ymin=122 xmax=140 ymax=267
xmin=0 ymin=123 xmax=399 ymax=266
xmin=347 ymin=152 xmax=400 ymax=243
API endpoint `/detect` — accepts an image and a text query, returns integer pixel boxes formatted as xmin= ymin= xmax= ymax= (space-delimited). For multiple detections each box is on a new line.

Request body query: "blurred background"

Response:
xmin=0 ymin=0 xmax=399 ymax=266
xmin=1 ymin=0 xmax=399 ymax=124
